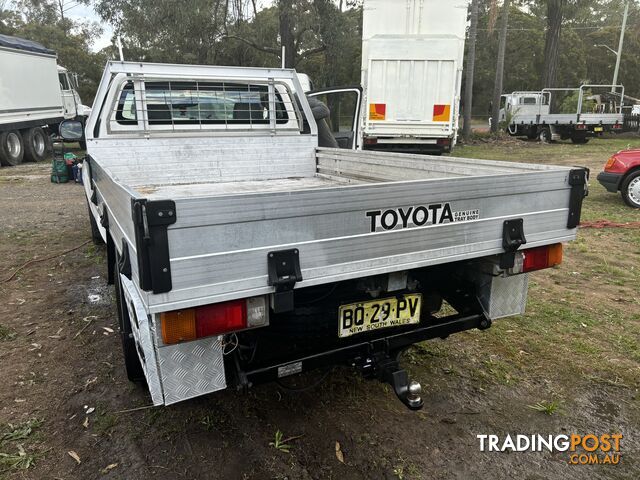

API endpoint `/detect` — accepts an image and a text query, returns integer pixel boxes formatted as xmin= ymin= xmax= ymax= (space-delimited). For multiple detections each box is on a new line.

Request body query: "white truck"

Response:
xmin=497 ymin=85 xmax=625 ymax=144
xmin=61 ymin=61 xmax=587 ymax=409
xmin=0 ymin=34 xmax=90 ymax=166
xmin=308 ymin=0 xmax=468 ymax=154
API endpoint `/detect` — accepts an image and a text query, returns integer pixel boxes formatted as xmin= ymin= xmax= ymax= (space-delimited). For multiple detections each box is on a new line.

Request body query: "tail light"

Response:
xmin=160 ymin=297 xmax=268 ymax=345
xmin=522 ymin=244 xmax=563 ymax=273
xmin=576 ymin=123 xmax=587 ymax=130
xmin=613 ymin=123 xmax=622 ymax=130
xmin=364 ymin=137 xmax=378 ymax=145
xmin=437 ymin=138 xmax=451 ymax=146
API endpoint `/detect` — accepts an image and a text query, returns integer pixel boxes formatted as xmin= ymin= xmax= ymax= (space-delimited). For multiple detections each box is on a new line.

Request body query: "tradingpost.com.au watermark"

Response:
xmin=477 ymin=433 xmax=623 ymax=465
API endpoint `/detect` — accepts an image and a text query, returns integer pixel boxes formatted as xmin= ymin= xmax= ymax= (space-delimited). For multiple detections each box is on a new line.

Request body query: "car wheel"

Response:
xmin=22 ymin=127 xmax=50 ymax=162
xmin=621 ymin=170 xmax=640 ymax=208
xmin=538 ymin=127 xmax=551 ymax=143
xmin=0 ymin=130 xmax=24 ymax=166
xmin=114 ymin=258 xmax=145 ymax=382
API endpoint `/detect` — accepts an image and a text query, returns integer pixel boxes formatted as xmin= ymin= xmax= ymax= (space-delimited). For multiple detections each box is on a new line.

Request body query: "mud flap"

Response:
xmin=120 ymin=274 xmax=164 ymax=405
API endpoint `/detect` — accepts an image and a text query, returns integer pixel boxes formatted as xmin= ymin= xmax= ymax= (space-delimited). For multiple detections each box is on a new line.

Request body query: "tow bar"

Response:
xmin=357 ymin=353 xmax=424 ymax=410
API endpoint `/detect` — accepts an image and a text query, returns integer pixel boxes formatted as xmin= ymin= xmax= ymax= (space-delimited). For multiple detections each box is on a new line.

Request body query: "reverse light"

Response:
xmin=160 ymin=297 xmax=268 ymax=345
xmin=522 ymin=244 xmax=563 ymax=273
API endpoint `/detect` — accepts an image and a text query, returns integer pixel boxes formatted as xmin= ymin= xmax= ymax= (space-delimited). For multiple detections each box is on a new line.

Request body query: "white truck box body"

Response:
xmin=0 ymin=44 xmax=65 ymax=127
xmin=360 ymin=0 xmax=467 ymax=144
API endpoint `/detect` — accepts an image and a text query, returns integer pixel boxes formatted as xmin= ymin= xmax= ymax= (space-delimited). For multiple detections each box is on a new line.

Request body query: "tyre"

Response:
xmin=571 ymin=136 xmax=589 ymax=144
xmin=22 ymin=127 xmax=50 ymax=162
xmin=538 ymin=127 xmax=551 ymax=143
xmin=621 ymin=170 xmax=640 ymax=208
xmin=0 ymin=130 xmax=24 ymax=166
xmin=114 ymin=258 xmax=145 ymax=382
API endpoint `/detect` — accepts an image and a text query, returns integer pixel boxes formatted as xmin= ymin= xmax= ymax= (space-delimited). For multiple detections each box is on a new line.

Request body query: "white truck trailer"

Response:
xmin=308 ymin=0 xmax=468 ymax=154
xmin=0 ymin=34 xmax=89 ymax=166
xmin=61 ymin=61 xmax=587 ymax=409
xmin=497 ymin=85 xmax=625 ymax=144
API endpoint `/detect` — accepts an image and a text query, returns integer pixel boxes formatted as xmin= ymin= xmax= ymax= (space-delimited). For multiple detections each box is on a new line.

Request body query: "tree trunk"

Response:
xmin=278 ymin=0 xmax=296 ymax=67
xmin=491 ymin=0 xmax=510 ymax=134
xmin=542 ymin=0 xmax=564 ymax=88
xmin=462 ymin=0 xmax=479 ymax=141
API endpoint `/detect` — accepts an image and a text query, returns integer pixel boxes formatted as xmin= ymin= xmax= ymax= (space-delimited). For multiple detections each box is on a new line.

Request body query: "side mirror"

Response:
xmin=59 ymin=120 xmax=84 ymax=141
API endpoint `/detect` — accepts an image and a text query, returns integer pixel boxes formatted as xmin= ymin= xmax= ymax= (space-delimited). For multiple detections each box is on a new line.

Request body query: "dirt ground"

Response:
xmin=1 ymin=136 xmax=639 ymax=480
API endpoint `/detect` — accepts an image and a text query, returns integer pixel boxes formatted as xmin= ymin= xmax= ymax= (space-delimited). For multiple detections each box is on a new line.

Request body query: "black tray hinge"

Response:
xmin=118 ymin=240 xmax=132 ymax=280
xmin=501 ymin=218 xmax=526 ymax=269
xmin=131 ymin=198 xmax=176 ymax=294
xmin=267 ymin=249 xmax=302 ymax=313
xmin=567 ymin=168 xmax=589 ymax=228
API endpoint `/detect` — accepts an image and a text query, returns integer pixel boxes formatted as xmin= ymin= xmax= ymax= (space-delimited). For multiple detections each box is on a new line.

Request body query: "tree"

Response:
xmin=491 ymin=0 xmax=510 ymax=133
xmin=462 ymin=0 xmax=479 ymax=141
xmin=542 ymin=0 xmax=564 ymax=88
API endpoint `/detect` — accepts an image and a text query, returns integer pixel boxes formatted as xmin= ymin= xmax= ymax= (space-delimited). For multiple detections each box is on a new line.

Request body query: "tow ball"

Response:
xmin=357 ymin=354 xmax=424 ymax=410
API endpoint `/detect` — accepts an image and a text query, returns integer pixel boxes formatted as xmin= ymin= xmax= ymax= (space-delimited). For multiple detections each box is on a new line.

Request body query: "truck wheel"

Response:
xmin=0 ymin=130 xmax=24 ymax=166
xmin=22 ymin=127 xmax=50 ymax=162
xmin=621 ymin=171 xmax=640 ymax=208
xmin=538 ymin=127 xmax=551 ymax=143
xmin=114 ymin=258 xmax=145 ymax=382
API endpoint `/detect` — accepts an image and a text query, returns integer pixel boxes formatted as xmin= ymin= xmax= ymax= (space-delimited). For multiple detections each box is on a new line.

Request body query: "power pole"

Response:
xmin=612 ymin=1 xmax=629 ymax=92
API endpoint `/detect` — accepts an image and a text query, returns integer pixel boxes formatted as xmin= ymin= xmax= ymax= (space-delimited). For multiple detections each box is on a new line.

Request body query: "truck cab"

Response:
xmin=498 ymin=92 xmax=549 ymax=124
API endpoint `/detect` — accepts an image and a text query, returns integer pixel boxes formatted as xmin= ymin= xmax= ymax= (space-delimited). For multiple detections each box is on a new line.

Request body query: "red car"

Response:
xmin=597 ymin=149 xmax=640 ymax=208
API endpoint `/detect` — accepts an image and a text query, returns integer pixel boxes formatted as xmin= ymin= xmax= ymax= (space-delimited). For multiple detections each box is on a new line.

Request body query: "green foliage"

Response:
xmin=527 ymin=400 xmax=561 ymax=416
xmin=269 ymin=430 xmax=292 ymax=453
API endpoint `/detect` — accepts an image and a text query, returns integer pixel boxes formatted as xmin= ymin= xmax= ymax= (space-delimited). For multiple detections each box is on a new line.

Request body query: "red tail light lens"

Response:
xmin=576 ymin=123 xmax=587 ymax=130
xmin=196 ymin=300 xmax=246 ymax=337
xmin=613 ymin=123 xmax=622 ymax=130
xmin=364 ymin=137 xmax=378 ymax=145
xmin=437 ymin=138 xmax=451 ymax=146
xmin=522 ymin=244 xmax=563 ymax=273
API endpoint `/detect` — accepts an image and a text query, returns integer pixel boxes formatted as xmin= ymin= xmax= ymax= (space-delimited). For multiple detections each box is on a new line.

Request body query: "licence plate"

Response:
xmin=338 ymin=294 xmax=422 ymax=338
xmin=594 ymin=126 xmax=603 ymax=132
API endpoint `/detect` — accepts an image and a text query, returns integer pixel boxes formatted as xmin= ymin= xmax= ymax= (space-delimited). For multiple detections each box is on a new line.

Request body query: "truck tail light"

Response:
xmin=522 ymin=244 xmax=563 ymax=273
xmin=436 ymin=138 xmax=451 ymax=146
xmin=195 ymin=300 xmax=246 ymax=337
xmin=161 ymin=298 xmax=269 ymax=345
xmin=613 ymin=123 xmax=622 ymax=130
xmin=364 ymin=137 xmax=378 ymax=145
xmin=576 ymin=123 xmax=587 ymax=130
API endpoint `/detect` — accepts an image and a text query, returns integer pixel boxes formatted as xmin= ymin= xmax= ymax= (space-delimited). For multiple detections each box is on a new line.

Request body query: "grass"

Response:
xmin=528 ymin=401 xmax=562 ymax=416
xmin=0 ymin=325 xmax=16 ymax=341
xmin=269 ymin=430 xmax=292 ymax=453
xmin=0 ymin=419 xmax=42 ymax=474
xmin=0 ymin=419 xmax=43 ymax=444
